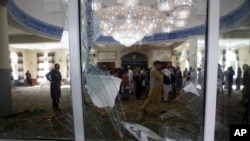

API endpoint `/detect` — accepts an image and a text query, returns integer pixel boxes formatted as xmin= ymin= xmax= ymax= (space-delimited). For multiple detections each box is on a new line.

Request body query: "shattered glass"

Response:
xmin=80 ymin=1 xmax=126 ymax=140
xmin=80 ymin=0 xmax=207 ymax=140
xmin=0 ymin=1 xmax=74 ymax=139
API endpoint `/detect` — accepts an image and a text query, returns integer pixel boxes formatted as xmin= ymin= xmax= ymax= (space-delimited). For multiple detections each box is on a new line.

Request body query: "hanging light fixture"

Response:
xmin=174 ymin=19 xmax=187 ymax=27
xmin=162 ymin=14 xmax=174 ymax=33
xmin=162 ymin=24 xmax=173 ymax=33
xmin=159 ymin=0 xmax=192 ymax=31
xmin=158 ymin=0 xmax=175 ymax=12
xmin=123 ymin=0 xmax=138 ymax=7
xmin=94 ymin=0 xmax=164 ymax=47
xmin=93 ymin=0 xmax=193 ymax=47
xmin=174 ymin=0 xmax=193 ymax=7
xmin=172 ymin=5 xmax=191 ymax=19
xmin=92 ymin=0 xmax=101 ymax=11
xmin=172 ymin=0 xmax=192 ymax=20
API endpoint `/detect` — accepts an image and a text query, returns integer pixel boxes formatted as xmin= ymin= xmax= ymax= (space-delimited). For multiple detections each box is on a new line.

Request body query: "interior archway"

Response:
xmin=121 ymin=52 xmax=148 ymax=69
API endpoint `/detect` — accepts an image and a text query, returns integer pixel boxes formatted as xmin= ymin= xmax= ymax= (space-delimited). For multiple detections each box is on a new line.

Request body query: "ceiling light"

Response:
xmin=123 ymin=0 xmax=138 ymax=7
xmin=162 ymin=24 xmax=173 ymax=33
xmin=173 ymin=5 xmax=191 ymax=19
xmin=94 ymin=0 xmax=193 ymax=47
xmin=94 ymin=2 xmax=165 ymax=47
xmin=92 ymin=0 xmax=101 ymax=11
xmin=174 ymin=0 xmax=193 ymax=7
xmin=158 ymin=0 xmax=175 ymax=12
xmin=175 ymin=19 xmax=187 ymax=27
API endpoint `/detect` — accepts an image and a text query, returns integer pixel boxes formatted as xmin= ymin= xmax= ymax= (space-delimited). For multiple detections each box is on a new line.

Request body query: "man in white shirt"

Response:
xmin=162 ymin=67 xmax=172 ymax=102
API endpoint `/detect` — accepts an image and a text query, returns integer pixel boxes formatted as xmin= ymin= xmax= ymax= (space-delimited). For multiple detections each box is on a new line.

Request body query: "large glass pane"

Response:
xmin=215 ymin=0 xmax=250 ymax=140
xmin=80 ymin=0 xmax=208 ymax=140
xmin=0 ymin=0 xmax=74 ymax=140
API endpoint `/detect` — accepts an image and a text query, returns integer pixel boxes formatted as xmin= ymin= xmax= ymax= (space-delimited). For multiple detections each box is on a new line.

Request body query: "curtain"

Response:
xmin=66 ymin=55 xmax=70 ymax=82
xmin=37 ymin=52 xmax=44 ymax=83
xmin=17 ymin=52 xmax=24 ymax=84
xmin=222 ymin=49 xmax=226 ymax=70
xmin=186 ymin=49 xmax=190 ymax=63
xmin=201 ymin=49 xmax=205 ymax=68
xmin=9 ymin=52 xmax=13 ymax=81
xmin=48 ymin=52 xmax=55 ymax=70
xmin=235 ymin=49 xmax=239 ymax=67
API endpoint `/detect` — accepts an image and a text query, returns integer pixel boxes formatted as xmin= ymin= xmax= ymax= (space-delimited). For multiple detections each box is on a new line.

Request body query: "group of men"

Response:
xmin=120 ymin=65 xmax=147 ymax=102
xmin=119 ymin=61 xmax=197 ymax=119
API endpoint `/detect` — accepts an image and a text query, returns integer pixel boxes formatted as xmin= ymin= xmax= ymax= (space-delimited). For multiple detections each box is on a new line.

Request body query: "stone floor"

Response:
xmin=0 ymin=85 xmax=74 ymax=140
xmin=0 ymin=85 xmax=246 ymax=141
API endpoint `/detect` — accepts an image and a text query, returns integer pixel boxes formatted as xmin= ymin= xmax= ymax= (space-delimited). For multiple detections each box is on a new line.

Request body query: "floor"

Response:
xmin=0 ymin=85 xmax=246 ymax=141
xmin=0 ymin=85 xmax=74 ymax=140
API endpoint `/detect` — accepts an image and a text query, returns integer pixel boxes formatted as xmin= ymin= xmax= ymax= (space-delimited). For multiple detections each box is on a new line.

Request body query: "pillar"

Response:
xmin=0 ymin=5 xmax=12 ymax=117
xmin=188 ymin=38 xmax=198 ymax=69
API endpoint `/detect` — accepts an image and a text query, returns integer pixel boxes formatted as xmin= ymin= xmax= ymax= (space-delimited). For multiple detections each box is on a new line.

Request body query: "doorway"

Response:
xmin=121 ymin=52 xmax=148 ymax=69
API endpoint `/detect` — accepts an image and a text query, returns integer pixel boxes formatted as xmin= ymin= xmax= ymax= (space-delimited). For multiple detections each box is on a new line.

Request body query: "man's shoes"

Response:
xmin=140 ymin=109 xmax=148 ymax=114
xmin=159 ymin=110 xmax=166 ymax=114
xmin=53 ymin=107 xmax=61 ymax=111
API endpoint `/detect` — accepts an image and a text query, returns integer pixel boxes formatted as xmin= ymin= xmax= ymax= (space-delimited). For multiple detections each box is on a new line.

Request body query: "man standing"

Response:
xmin=127 ymin=66 xmax=134 ymax=95
xmin=121 ymin=68 xmax=130 ymax=102
xmin=162 ymin=66 xmax=172 ymax=102
xmin=46 ymin=63 xmax=62 ymax=110
xmin=236 ymin=67 xmax=242 ymax=90
xmin=25 ymin=70 xmax=32 ymax=86
xmin=227 ymin=66 xmax=235 ymax=97
xmin=242 ymin=64 xmax=250 ymax=102
xmin=133 ymin=66 xmax=144 ymax=100
xmin=175 ymin=66 xmax=183 ymax=90
xmin=141 ymin=61 xmax=165 ymax=116
xmin=242 ymin=64 xmax=250 ymax=124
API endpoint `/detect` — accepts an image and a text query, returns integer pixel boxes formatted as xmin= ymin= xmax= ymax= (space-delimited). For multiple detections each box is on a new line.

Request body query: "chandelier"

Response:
xmin=93 ymin=0 xmax=193 ymax=47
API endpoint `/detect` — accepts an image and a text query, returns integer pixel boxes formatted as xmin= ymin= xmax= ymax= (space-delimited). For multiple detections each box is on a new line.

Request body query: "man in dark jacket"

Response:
xmin=25 ymin=70 xmax=32 ymax=86
xmin=46 ymin=63 xmax=62 ymax=110
xmin=242 ymin=64 xmax=250 ymax=124
xmin=227 ymin=66 xmax=235 ymax=97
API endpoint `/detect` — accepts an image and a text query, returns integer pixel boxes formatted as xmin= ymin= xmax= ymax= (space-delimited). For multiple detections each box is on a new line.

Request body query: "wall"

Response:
xmin=217 ymin=46 xmax=250 ymax=69
xmin=54 ymin=49 xmax=68 ymax=79
xmin=9 ymin=47 xmax=33 ymax=78
xmin=94 ymin=45 xmax=173 ymax=68
xmin=9 ymin=47 xmax=68 ymax=81
xmin=238 ymin=46 xmax=250 ymax=66
xmin=176 ymin=45 xmax=250 ymax=73
xmin=24 ymin=50 xmax=37 ymax=79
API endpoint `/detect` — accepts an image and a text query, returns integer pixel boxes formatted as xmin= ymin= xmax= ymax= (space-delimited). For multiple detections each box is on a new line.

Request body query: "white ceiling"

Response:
xmin=13 ymin=0 xmax=66 ymax=28
xmin=12 ymin=0 xmax=244 ymax=32
xmin=8 ymin=0 xmax=250 ymax=50
xmin=8 ymin=25 xmax=30 ymax=36
xmin=9 ymin=42 xmax=62 ymax=50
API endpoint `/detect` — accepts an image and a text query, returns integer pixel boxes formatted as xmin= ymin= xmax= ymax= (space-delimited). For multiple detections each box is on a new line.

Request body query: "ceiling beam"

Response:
xmin=9 ymin=35 xmax=58 ymax=44
xmin=223 ymin=31 xmax=250 ymax=39
xmin=171 ymin=41 xmax=185 ymax=50
xmin=7 ymin=12 xmax=60 ymax=41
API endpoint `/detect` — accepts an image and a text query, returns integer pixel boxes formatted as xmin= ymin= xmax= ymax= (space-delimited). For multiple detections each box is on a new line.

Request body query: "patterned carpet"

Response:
xmin=0 ymin=85 xmax=74 ymax=140
xmin=0 ymin=85 xmax=246 ymax=141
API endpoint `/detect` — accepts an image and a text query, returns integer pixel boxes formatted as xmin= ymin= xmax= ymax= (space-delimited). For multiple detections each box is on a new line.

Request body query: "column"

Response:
xmin=188 ymin=38 xmax=198 ymax=69
xmin=68 ymin=0 xmax=85 ymax=140
xmin=0 ymin=5 xmax=12 ymax=117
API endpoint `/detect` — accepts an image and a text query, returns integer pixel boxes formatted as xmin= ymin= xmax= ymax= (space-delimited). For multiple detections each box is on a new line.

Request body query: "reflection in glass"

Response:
xmin=81 ymin=0 xmax=208 ymax=140
xmin=215 ymin=0 xmax=250 ymax=140
xmin=0 ymin=0 xmax=74 ymax=140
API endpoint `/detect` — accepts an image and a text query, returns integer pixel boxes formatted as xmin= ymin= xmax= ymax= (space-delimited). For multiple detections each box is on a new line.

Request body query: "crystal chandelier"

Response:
xmin=93 ymin=0 xmax=193 ymax=47
xmin=93 ymin=0 xmax=164 ymax=47
xmin=160 ymin=0 xmax=193 ymax=32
